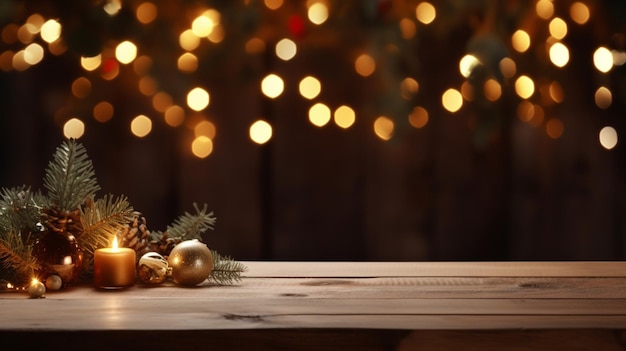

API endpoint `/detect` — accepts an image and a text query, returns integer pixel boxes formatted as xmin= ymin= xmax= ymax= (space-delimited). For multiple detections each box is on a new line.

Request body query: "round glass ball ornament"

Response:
xmin=137 ymin=252 xmax=170 ymax=285
xmin=167 ymin=239 xmax=213 ymax=286
xmin=32 ymin=231 xmax=84 ymax=288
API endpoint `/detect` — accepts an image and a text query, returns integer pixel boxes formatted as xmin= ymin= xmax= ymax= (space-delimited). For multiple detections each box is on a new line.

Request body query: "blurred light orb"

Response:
xmin=599 ymin=126 xmax=618 ymax=150
xmin=409 ymin=106 xmax=428 ymax=128
xmin=355 ymin=54 xmax=375 ymax=77
xmin=374 ymin=116 xmax=394 ymax=140
xmin=512 ymin=30 xmax=531 ymax=53
xmin=549 ymin=42 xmax=569 ymax=67
xmin=570 ymin=2 xmax=590 ymax=25
xmin=548 ymin=17 xmax=567 ymax=40
xmin=334 ymin=105 xmax=355 ymax=129
xmin=115 ymin=40 xmax=137 ymax=64
xmin=165 ymin=105 xmax=185 ymax=127
xmin=261 ymin=74 xmax=284 ymax=99
xmin=309 ymin=103 xmax=331 ymax=127
xmin=131 ymin=115 xmax=152 ymax=137
xmin=415 ymin=2 xmax=436 ymax=24
xmin=40 ymin=19 xmax=61 ymax=43
xmin=191 ymin=136 xmax=213 ymax=158
xmin=63 ymin=118 xmax=85 ymax=139
xmin=250 ymin=120 xmax=273 ymax=144
xmin=308 ymin=2 xmax=328 ymax=25
xmin=299 ymin=76 xmax=321 ymax=100
xmin=593 ymin=47 xmax=613 ymax=73
xmin=23 ymin=43 xmax=44 ymax=65
xmin=275 ymin=38 xmax=297 ymax=61
xmin=459 ymin=54 xmax=480 ymax=78
xmin=136 ymin=2 xmax=157 ymax=24
xmin=595 ymin=86 xmax=612 ymax=109
xmin=187 ymin=87 xmax=210 ymax=111
xmin=441 ymin=88 xmax=463 ymax=113
xmin=515 ymin=75 xmax=535 ymax=99
xmin=81 ymin=55 xmax=101 ymax=71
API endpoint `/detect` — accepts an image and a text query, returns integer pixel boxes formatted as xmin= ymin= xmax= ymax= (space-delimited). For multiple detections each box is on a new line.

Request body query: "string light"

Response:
xmin=249 ymin=120 xmax=273 ymax=144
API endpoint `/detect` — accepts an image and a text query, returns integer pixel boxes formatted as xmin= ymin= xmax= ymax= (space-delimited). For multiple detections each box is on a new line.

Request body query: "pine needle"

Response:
xmin=208 ymin=249 xmax=248 ymax=285
xmin=43 ymin=138 xmax=100 ymax=211
xmin=79 ymin=194 xmax=134 ymax=255
xmin=0 ymin=186 xmax=42 ymax=233
xmin=0 ymin=228 xmax=39 ymax=285
xmin=155 ymin=202 xmax=217 ymax=242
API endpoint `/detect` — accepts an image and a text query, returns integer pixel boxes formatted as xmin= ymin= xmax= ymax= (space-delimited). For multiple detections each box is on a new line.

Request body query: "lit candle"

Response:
xmin=93 ymin=236 xmax=136 ymax=289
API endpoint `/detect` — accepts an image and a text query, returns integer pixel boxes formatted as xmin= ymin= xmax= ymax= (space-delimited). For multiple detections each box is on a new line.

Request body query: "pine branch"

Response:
xmin=79 ymin=194 xmax=134 ymax=256
xmin=0 ymin=186 xmax=42 ymax=234
xmin=0 ymin=228 xmax=39 ymax=285
xmin=43 ymin=138 xmax=100 ymax=212
xmin=152 ymin=202 xmax=216 ymax=242
xmin=208 ymin=249 xmax=247 ymax=285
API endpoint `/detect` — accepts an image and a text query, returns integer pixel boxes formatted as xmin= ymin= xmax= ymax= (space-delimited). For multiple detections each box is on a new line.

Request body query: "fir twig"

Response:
xmin=152 ymin=202 xmax=216 ymax=242
xmin=0 ymin=186 xmax=42 ymax=234
xmin=0 ymin=228 xmax=39 ymax=285
xmin=43 ymin=138 xmax=100 ymax=211
xmin=79 ymin=194 xmax=135 ymax=256
xmin=208 ymin=249 xmax=247 ymax=285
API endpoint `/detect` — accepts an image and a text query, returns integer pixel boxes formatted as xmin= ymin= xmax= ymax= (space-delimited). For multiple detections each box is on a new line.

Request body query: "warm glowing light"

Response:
xmin=152 ymin=91 xmax=173 ymax=113
xmin=549 ymin=17 xmax=567 ymax=40
xmin=570 ymin=2 xmax=590 ymax=25
xmin=265 ymin=0 xmax=283 ymax=10
xmin=192 ymin=15 xmax=215 ymax=37
xmin=459 ymin=54 xmax=480 ymax=78
xmin=208 ymin=25 xmax=225 ymax=43
xmin=593 ymin=47 xmax=613 ymax=73
xmin=195 ymin=120 xmax=216 ymax=139
xmin=275 ymin=38 xmax=297 ymax=61
xmin=549 ymin=42 xmax=569 ymax=67
xmin=93 ymin=101 xmax=114 ymax=122
xmin=299 ymin=76 xmax=321 ymax=100
xmin=441 ymin=88 xmax=463 ymax=113
xmin=374 ymin=116 xmax=394 ymax=140
xmin=461 ymin=81 xmax=474 ymax=101
xmin=536 ymin=0 xmax=554 ymax=19
xmin=245 ymin=37 xmax=265 ymax=54
xmin=546 ymin=118 xmax=564 ymax=139
xmin=187 ymin=87 xmax=210 ymax=111
xmin=48 ymin=40 xmax=67 ymax=56
xmin=26 ymin=14 xmax=44 ymax=33
xmin=63 ymin=118 xmax=85 ymax=139
xmin=191 ymin=136 xmax=213 ymax=158
xmin=499 ymin=57 xmax=516 ymax=78
xmin=399 ymin=18 xmax=416 ymax=39
xmin=250 ymin=120 xmax=273 ymax=144
xmin=355 ymin=54 xmax=375 ymax=77
xmin=104 ymin=0 xmax=122 ymax=15
xmin=515 ymin=75 xmax=535 ymax=99
xmin=23 ymin=43 xmax=44 ymax=65
xmin=484 ymin=78 xmax=501 ymax=101
xmin=309 ymin=103 xmax=331 ymax=127
xmin=133 ymin=56 xmax=152 ymax=75
xmin=178 ymin=52 xmax=198 ymax=72
xmin=40 ymin=19 xmax=61 ymax=43
xmin=81 ymin=55 xmax=101 ymax=71
xmin=595 ymin=86 xmax=612 ymax=109
xmin=115 ymin=41 xmax=137 ymax=64
xmin=400 ymin=77 xmax=419 ymax=99
xmin=164 ymin=105 xmax=185 ymax=127
xmin=599 ymin=126 xmax=618 ymax=150
xmin=408 ymin=106 xmax=428 ymax=128
xmin=130 ymin=115 xmax=152 ymax=137
xmin=139 ymin=76 xmax=157 ymax=96
xmin=17 ymin=24 xmax=36 ymax=44
xmin=180 ymin=29 xmax=200 ymax=51
xmin=512 ymin=30 xmax=530 ymax=53
xmin=308 ymin=2 xmax=329 ymax=25
xmin=334 ymin=105 xmax=355 ymax=129
xmin=71 ymin=77 xmax=92 ymax=98
xmin=136 ymin=2 xmax=157 ymax=24
xmin=261 ymin=74 xmax=284 ymax=99
xmin=12 ymin=51 xmax=29 ymax=71
xmin=549 ymin=81 xmax=564 ymax=103
xmin=415 ymin=2 xmax=436 ymax=25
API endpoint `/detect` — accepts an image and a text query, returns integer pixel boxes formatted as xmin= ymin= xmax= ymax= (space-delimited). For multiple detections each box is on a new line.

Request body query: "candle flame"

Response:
xmin=112 ymin=236 xmax=119 ymax=249
xmin=31 ymin=278 xmax=40 ymax=286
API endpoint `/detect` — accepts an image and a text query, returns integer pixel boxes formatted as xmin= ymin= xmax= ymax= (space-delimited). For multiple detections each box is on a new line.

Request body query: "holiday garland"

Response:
xmin=0 ymin=138 xmax=246 ymax=290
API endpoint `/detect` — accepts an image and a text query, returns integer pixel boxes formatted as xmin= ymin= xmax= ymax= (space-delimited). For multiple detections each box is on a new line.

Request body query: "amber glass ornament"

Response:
xmin=32 ymin=230 xmax=84 ymax=288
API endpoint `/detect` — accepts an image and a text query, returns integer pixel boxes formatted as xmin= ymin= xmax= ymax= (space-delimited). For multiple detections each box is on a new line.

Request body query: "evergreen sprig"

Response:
xmin=43 ymin=138 xmax=100 ymax=211
xmin=209 ymin=249 xmax=247 ymax=285
xmin=79 ymin=194 xmax=135 ymax=255
xmin=151 ymin=202 xmax=216 ymax=242
xmin=0 ymin=186 xmax=42 ymax=233
xmin=0 ymin=228 xmax=39 ymax=286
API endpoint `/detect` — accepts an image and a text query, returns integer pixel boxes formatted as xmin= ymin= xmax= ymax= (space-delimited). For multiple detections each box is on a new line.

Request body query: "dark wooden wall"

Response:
xmin=1 ymin=1 xmax=625 ymax=262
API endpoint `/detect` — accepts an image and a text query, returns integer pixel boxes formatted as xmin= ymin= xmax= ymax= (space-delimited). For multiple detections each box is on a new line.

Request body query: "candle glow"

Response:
xmin=93 ymin=236 xmax=136 ymax=289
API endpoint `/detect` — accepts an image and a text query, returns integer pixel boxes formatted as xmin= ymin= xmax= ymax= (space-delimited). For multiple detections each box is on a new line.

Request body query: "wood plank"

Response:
xmin=242 ymin=261 xmax=626 ymax=278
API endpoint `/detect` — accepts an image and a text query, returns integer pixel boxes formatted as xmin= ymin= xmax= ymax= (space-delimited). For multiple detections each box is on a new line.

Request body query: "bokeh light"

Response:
xmin=191 ymin=136 xmax=213 ymax=158
xmin=299 ymin=76 xmax=321 ymax=100
xmin=334 ymin=105 xmax=355 ymax=129
xmin=355 ymin=54 xmax=375 ymax=77
xmin=442 ymin=88 xmax=463 ymax=113
xmin=408 ymin=106 xmax=428 ymax=128
xmin=275 ymin=38 xmax=297 ymax=61
xmin=308 ymin=2 xmax=329 ymax=25
xmin=250 ymin=120 xmax=273 ymax=144
xmin=515 ymin=75 xmax=535 ymax=99
xmin=415 ymin=2 xmax=436 ymax=25
xmin=187 ymin=87 xmax=210 ymax=111
xmin=115 ymin=40 xmax=137 ymax=64
xmin=261 ymin=74 xmax=284 ymax=99
xmin=63 ymin=118 xmax=85 ymax=139
xmin=374 ymin=116 xmax=394 ymax=140
xmin=309 ymin=103 xmax=331 ymax=127
xmin=130 ymin=115 xmax=152 ymax=137
xmin=599 ymin=126 xmax=618 ymax=150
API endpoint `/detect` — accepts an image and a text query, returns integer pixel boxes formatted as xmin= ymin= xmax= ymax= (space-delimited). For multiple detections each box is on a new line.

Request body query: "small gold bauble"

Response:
xmin=167 ymin=239 xmax=213 ymax=286
xmin=28 ymin=281 xmax=46 ymax=298
xmin=45 ymin=274 xmax=62 ymax=290
xmin=137 ymin=252 xmax=169 ymax=285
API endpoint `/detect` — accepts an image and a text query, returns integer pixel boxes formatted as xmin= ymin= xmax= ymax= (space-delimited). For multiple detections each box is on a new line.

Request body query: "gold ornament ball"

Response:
xmin=137 ymin=252 xmax=169 ymax=285
xmin=45 ymin=274 xmax=62 ymax=290
xmin=167 ymin=239 xmax=213 ymax=286
xmin=28 ymin=281 xmax=46 ymax=298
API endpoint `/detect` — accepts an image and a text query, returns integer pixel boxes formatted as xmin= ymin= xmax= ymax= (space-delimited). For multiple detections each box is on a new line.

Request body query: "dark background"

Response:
xmin=1 ymin=0 xmax=625 ymax=261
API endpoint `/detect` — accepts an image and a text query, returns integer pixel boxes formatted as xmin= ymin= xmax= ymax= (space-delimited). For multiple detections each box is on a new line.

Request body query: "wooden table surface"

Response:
xmin=1 ymin=261 xmax=625 ymax=350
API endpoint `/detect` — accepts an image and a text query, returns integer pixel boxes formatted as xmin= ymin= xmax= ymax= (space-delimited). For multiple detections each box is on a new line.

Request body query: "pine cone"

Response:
xmin=148 ymin=231 xmax=179 ymax=257
xmin=119 ymin=211 xmax=151 ymax=258
xmin=41 ymin=207 xmax=83 ymax=235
